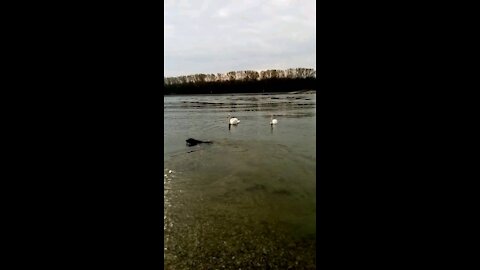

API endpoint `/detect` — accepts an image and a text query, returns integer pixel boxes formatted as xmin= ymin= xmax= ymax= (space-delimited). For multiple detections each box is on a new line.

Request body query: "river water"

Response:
xmin=164 ymin=91 xmax=316 ymax=269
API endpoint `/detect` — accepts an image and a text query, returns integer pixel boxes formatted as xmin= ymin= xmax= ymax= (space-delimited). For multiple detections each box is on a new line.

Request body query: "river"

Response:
xmin=164 ymin=91 xmax=316 ymax=269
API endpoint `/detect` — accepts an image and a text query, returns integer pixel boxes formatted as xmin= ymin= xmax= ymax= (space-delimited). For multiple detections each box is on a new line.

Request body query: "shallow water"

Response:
xmin=164 ymin=91 xmax=316 ymax=269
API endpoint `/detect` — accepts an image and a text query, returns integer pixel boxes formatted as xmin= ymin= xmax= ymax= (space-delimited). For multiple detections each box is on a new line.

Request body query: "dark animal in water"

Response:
xmin=186 ymin=138 xmax=213 ymax=147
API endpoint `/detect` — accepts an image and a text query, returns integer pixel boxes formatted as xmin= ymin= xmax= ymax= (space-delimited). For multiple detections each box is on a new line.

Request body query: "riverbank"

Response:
xmin=164 ymin=78 xmax=317 ymax=95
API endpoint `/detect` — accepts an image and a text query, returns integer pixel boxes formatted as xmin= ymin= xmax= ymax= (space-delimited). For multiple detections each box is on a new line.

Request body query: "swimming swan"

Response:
xmin=228 ymin=114 xmax=240 ymax=125
xmin=270 ymin=115 xmax=278 ymax=125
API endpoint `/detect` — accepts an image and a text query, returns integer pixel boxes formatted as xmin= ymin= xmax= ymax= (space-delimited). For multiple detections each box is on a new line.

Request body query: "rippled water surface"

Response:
xmin=164 ymin=91 xmax=316 ymax=269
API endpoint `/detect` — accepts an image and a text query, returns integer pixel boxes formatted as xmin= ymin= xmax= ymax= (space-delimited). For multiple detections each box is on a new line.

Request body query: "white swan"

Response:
xmin=270 ymin=115 xmax=278 ymax=125
xmin=228 ymin=114 xmax=240 ymax=125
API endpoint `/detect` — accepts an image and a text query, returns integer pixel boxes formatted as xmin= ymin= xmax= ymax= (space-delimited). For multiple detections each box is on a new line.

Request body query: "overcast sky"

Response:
xmin=164 ymin=0 xmax=316 ymax=77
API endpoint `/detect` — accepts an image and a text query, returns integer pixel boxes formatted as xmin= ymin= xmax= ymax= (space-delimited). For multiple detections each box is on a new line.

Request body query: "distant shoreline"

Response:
xmin=164 ymin=68 xmax=316 ymax=95
xmin=164 ymin=78 xmax=316 ymax=95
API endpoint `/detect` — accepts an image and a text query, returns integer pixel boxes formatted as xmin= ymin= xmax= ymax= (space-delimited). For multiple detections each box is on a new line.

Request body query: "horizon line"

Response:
xmin=164 ymin=67 xmax=316 ymax=78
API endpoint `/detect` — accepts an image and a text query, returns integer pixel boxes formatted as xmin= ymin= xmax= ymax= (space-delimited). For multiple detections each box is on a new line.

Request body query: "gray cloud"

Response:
xmin=164 ymin=0 xmax=316 ymax=77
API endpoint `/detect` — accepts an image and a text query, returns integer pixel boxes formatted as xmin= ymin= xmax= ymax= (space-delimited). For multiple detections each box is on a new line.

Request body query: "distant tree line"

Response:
xmin=164 ymin=68 xmax=316 ymax=95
